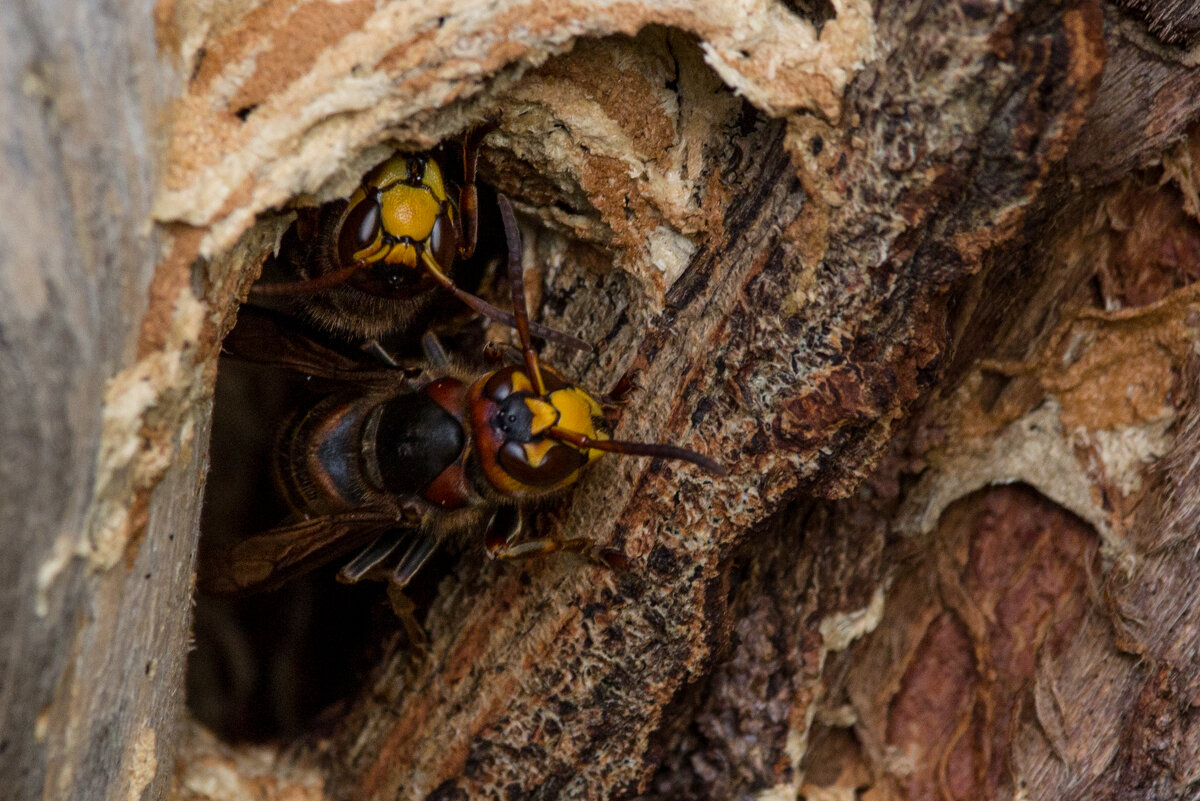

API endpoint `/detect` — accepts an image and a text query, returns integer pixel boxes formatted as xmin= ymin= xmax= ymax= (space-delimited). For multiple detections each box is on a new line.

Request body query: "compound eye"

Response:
xmin=337 ymin=196 xmax=381 ymax=266
xmin=427 ymin=211 xmax=458 ymax=276
xmin=497 ymin=440 xmax=588 ymax=488
xmin=483 ymin=366 xmax=520 ymax=404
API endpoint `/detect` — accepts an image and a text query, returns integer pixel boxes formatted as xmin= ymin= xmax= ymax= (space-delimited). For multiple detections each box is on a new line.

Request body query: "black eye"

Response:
xmin=337 ymin=196 xmax=381 ymax=265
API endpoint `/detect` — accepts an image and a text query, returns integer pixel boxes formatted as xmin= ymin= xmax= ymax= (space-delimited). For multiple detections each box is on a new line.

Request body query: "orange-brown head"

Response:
xmin=335 ymin=154 xmax=458 ymax=299
xmin=464 ymin=194 xmax=726 ymax=498
xmin=251 ymin=147 xmax=589 ymax=351
xmin=468 ymin=364 xmax=611 ymax=497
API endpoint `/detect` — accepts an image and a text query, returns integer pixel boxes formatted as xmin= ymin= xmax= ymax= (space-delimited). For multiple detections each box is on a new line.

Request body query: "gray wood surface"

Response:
xmin=0 ymin=2 xmax=193 ymax=800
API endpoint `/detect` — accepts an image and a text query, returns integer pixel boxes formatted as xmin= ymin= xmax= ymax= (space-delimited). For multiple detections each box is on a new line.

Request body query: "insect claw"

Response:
xmin=593 ymin=547 xmax=629 ymax=571
xmin=386 ymin=583 xmax=428 ymax=654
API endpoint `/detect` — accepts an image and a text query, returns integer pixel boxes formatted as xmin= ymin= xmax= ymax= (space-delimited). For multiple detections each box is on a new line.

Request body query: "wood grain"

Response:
xmin=3 ymin=0 xmax=1199 ymax=799
xmin=0 ymin=1 xmax=193 ymax=800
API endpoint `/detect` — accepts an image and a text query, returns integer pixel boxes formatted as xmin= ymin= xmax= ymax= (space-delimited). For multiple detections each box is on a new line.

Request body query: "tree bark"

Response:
xmin=5 ymin=0 xmax=1200 ymax=800
xmin=0 ymin=2 xmax=193 ymax=801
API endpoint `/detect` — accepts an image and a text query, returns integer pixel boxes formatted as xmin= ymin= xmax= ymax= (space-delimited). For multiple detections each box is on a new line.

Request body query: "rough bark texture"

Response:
xmin=0 ymin=2 xmax=193 ymax=800
xmin=6 ymin=0 xmax=1200 ymax=799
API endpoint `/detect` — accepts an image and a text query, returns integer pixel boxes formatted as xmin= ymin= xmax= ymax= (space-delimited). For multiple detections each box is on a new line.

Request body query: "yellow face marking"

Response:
xmin=350 ymin=227 xmax=387 ymax=264
xmin=380 ymin=184 xmax=440 ymax=243
xmin=368 ymin=156 xmax=413 ymax=191
xmin=525 ymin=398 xmax=559 ymax=435
xmin=521 ymin=439 xmax=558 ymax=468
xmin=351 ymin=155 xmax=450 ymax=254
xmin=367 ymin=156 xmax=448 ymax=194
xmin=383 ymin=241 xmax=419 ymax=269
xmin=505 ymin=371 xmax=611 ymax=463
xmin=344 ymin=155 xmax=453 ymax=268
xmin=547 ymin=387 xmax=609 ymax=462
xmin=419 ymin=159 xmax=449 ymax=201
xmin=549 ymin=387 xmax=606 ymax=439
xmin=510 ymin=371 xmax=534 ymax=395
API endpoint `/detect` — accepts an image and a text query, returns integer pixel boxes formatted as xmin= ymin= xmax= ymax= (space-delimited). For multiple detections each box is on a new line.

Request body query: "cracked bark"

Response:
xmin=5 ymin=1 xmax=1200 ymax=800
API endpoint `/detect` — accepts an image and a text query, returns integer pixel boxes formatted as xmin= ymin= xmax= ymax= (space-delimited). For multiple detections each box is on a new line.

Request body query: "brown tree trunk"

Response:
xmin=6 ymin=0 xmax=1200 ymax=800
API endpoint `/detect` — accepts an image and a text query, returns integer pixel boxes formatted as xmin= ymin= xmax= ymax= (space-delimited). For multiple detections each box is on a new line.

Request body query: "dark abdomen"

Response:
xmin=273 ymin=395 xmax=374 ymax=514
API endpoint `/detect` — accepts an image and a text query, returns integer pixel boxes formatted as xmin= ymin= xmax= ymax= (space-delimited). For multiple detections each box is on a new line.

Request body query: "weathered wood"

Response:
xmin=161 ymin=0 xmax=1100 ymax=797
xmin=168 ymin=0 xmax=1200 ymax=797
xmin=0 ymin=1 xmax=195 ymax=800
xmin=6 ymin=0 xmax=1200 ymax=799
xmin=640 ymin=24 xmax=1200 ymax=801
